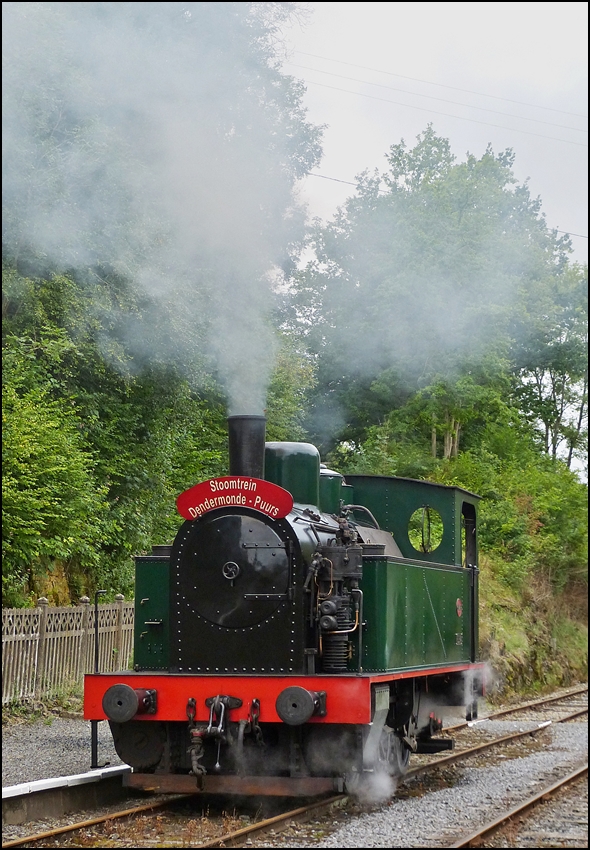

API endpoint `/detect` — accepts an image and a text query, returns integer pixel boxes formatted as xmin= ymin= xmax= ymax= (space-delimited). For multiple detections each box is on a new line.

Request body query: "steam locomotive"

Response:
xmin=84 ymin=415 xmax=485 ymax=797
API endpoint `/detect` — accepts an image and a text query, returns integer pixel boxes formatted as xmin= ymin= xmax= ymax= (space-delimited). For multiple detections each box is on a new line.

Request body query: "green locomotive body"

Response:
xmin=87 ymin=417 xmax=484 ymax=796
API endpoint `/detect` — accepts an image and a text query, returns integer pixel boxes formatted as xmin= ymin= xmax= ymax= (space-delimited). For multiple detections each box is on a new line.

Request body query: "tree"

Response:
xmin=511 ymin=263 xmax=588 ymax=470
xmin=3 ymin=2 xmax=323 ymax=413
xmin=329 ymin=355 xmax=524 ymax=476
xmin=2 ymin=4 xmax=327 ymax=603
xmin=2 ymin=260 xmax=320 ymax=604
xmin=285 ymin=126 xmax=574 ymax=455
xmin=2 ymin=377 xmax=109 ymax=607
xmin=264 ymin=332 xmax=317 ymax=441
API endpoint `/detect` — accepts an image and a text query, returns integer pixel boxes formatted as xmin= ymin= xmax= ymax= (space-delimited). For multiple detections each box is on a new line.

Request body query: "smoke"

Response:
xmin=418 ymin=662 xmax=500 ymax=726
xmin=2 ymin=2 xmax=321 ymax=414
xmin=461 ymin=661 xmax=498 ymax=706
xmin=354 ymin=770 xmax=397 ymax=806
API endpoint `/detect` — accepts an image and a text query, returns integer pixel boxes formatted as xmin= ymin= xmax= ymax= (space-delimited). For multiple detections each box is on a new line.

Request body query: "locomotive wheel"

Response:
xmin=344 ymin=726 xmax=409 ymax=794
xmin=378 ymin=727 xmax=410 ymax=776
xmin=108 ymin=720 xmax=166 ymax=772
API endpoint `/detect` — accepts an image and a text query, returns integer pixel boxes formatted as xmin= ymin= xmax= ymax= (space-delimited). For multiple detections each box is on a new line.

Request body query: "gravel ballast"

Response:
xmin=2 ymin=710 xmax=587 ymax=848
xmin=2 ymin=716 xmax=124 ymax=788
xmin=304 ymin=721 xmax=588 ymax=848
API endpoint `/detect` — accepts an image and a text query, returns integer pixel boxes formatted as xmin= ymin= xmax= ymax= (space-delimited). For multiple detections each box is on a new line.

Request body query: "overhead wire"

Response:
xmin=287 ymin=51 xmax=587 ymax=240
xmin=295 ymin=78 xmax=587 ymax=146
xmin=285 ymin=63 xmax=587 ymax=133
xmin=294 ymin=50 xmax=588 ymax=120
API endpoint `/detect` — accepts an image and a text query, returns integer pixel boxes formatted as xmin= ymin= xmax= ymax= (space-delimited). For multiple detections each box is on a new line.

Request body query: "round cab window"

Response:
xmin=408 ymin=506 xmax=444 ymax=553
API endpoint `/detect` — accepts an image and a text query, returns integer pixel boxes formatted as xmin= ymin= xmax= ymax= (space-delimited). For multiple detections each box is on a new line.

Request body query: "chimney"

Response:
xmin=228 ymin=415 xmax=266 ymax=478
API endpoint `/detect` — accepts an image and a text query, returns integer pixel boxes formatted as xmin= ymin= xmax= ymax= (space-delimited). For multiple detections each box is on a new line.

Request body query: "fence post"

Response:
xmin=34 ymin=598 xmax=49 ymax=699
xmin=114 ymin=594 xmax=125 ymax=672
xmin=79 ymin=597 xmax=90 ymax=677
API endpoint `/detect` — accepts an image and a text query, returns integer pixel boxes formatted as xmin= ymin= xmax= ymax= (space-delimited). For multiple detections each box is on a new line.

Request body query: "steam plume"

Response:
xmin=2 ymin=2 xmax=321 ymax=413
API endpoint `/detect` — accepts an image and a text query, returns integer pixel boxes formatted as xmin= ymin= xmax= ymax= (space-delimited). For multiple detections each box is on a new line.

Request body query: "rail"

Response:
xmin=447 ymin=763 xmax=588 ymax=847
xmin=3 ymin=689 xmax=587 ymax=847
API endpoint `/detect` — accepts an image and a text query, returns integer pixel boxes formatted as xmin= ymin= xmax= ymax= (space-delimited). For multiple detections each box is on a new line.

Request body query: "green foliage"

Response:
xmin=2 ymin=378 xmax=108 ymax=607
xmin=286 ymin=126 xmax=576 ymax=456
xmin=478 ymin=557 xmax=587 ymax=696
xmin=2 ymin=268 xmax=216 ymax=603
xmin=265 ymin=334 xmax=316 ymax=441
xmin=328 ymin=356 xmax=520 ymax=475
xmin=332 ymin=362 xmax=587 ymax=599
xmin=511 ymin=263 xmax=588 ymax=469
xmin=2 ymin=266 xmax=318 ymax=605
xmin=441 ymin=449 xmax=587 ymax=593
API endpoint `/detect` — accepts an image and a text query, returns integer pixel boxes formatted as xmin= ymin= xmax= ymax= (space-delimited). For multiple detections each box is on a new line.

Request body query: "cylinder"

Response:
xmin=228 ymin=415 xmax=266 ymax=478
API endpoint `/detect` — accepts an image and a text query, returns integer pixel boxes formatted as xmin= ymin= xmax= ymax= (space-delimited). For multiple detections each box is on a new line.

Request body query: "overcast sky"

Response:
xmin=282 ymin=1 xmax=588 ymax=263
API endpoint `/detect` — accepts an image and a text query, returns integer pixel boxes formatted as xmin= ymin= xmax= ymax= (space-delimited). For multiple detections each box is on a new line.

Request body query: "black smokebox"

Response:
xmin=228 ymin=415 xmax=266 ymax=478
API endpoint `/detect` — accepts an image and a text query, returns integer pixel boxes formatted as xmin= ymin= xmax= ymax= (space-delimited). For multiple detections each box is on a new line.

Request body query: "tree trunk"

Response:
xmin=443 ymin=413 xmax=454 ymax=459
xmin=452 ymin=422 xmax=461 ymax=457
xmin=567 ymin=369 xmax=588 ymax=469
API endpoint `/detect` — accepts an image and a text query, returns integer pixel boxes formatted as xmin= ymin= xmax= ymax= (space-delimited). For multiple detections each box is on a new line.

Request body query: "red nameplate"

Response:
xmin=177 ymin=477 xmax=294 ymax=521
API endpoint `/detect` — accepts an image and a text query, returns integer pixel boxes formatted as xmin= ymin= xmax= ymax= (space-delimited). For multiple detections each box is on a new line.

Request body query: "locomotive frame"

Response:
xmin=84 ymin=415 xmax=486 ymax=797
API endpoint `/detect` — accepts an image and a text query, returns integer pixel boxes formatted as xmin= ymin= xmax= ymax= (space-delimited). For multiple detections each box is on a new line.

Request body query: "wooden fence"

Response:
xmin=2 ymin=596 xmax=134 ymax=705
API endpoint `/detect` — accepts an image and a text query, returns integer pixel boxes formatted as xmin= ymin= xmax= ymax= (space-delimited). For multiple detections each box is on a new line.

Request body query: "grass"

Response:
xmin=479 ymin=555 xmax=588 ymax=700
xmin=2 ymin=685 xmax=83 ymax=725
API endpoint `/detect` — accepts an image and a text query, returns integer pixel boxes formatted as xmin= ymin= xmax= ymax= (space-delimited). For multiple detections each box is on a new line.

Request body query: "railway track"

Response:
xmin=447 ymin=763 xmax=588 ymax=848
xmin=444 ymin=683 xmax=589 ymax=731
xmin=405 ymin=701 xmax=588 ymax=781
xmin=1 ymin=796 xmax=189 ymax=849
xmin=3 ymin=685 xmax=587 ymax=848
